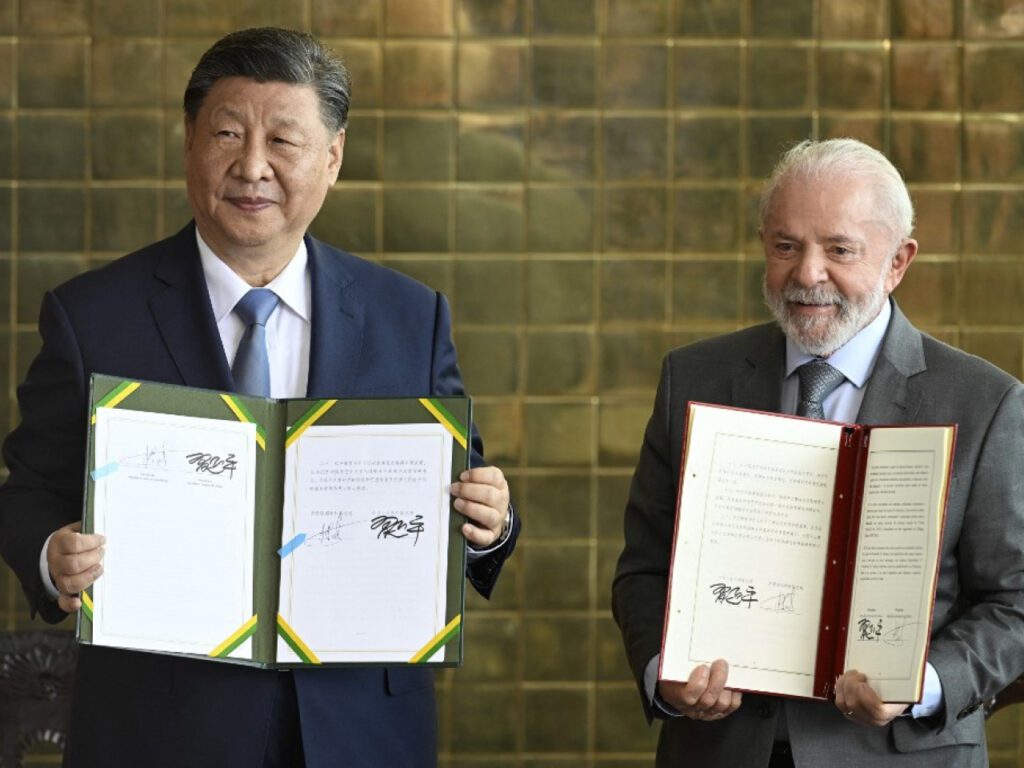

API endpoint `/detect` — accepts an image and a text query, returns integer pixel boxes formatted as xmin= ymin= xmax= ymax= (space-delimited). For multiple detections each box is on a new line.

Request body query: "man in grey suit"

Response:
xmin=612 ymin=138 xmax=1024 ymax=767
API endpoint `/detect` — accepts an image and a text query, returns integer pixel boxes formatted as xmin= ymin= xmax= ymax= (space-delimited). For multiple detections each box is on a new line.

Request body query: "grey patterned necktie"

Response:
xmin=796 ymin=360 xmax=846 ymax=420
xmin=231 ymin=288 xmax=280 ymax=397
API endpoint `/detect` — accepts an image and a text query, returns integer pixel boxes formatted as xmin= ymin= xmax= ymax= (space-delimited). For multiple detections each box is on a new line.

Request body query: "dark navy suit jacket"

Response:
xmin=0 ymin=223 xmax=520 ymax=768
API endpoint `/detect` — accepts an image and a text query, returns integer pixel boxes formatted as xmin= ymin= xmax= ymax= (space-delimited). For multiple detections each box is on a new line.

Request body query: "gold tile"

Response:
xmin=522 ymin=542 xmax=590 ymax=607
xmin=454 ymin=258 xmax=523 ymax=323
xmin=596 ymin=615 xmax=633 ymax=680
xmin=894 ymin=261 xmax=959 ymax=326
xmin=526 ymin=259 xmax=594 ymax=324
xmin=675 ymin=116 xmax=741 ymax=180
xmin=818 ymin=46 xmax=885 ymax=109
xmin=742 ymin=259 xmax=773 ymax=323
xmin=912 ymin=190 xmax=959 ymax=254
xmin=960 ymin=332 xmax=1024 ymax=379
xmin=890 ymin=118 xmax=960 ymax=183
xmin=92 ymin=0 xmax=159 ymax=35
xmin=164 ymin=114 xmax=187 ymax=180
xmin=339 ymin=114 xmax=380 ymax=181
xmin=15 ymin=329 xmax=43 ymax=386
xmin=963 ymin=191 xmax=1024 ymax=254
xmin=455 ymin=188 xmax=524 ymax=253
xmin=597 ymin=474 xmax=632 ymax=539
xmin=531 ymin=43 xmax=596 ymax=107
xmin=672 ymin=260 xmax=740 ymax=320
xmin=595 ymin=685 xmax=661 ymax=751
xmin=523 ymin=615 xmax=590 ymax=680
xmin=165 ymin=0 xmax=304 ymax=36
xmin=821 ymin=0 xmax=886 ymax=39
xmin=333 ymin=41 xmax=381 ymax=109
xmin=748 ymin=45 xmax=812 ymax=110
xmin=380 ymin=257 xmax=453 ymax=295
xmin=525 ymin=401 xmax=592 ymax=466
xmin=965 ymin=45 xmax=1024 ymax=111
xmin=0 ymin=119 xmax=10 ymax=179
xmin=383 ymin=42 xmax=454 ymax=108
xmin=382 ymin=115 xmax=454 ymax=181
xmin=386 ymin=0 xmax=453 ymax=36
xmin=472 ymin=400 xmax=522 ymax=467
xmin=19 ymin=0 xmax=88 ymax=34
xmin=0 ymin=42 xmax=10 ymax=107
xmin=603 ymin=187 xmax=667 ymax=252
xmin=607 ymin=0 xmax=669 ymax=35
xmin=675 ymin=45 xmax=741 ymax=108
xmin=674 ymin=188 xmax=741 ymax=252
xmin=312 ymin=0 xmax=381 ymax=37
xmin=819 ymin=116 xmax=883 ymax=147
xmin=458 ymin=115 xmax=525 ymax=182
xmin=161 ymin=187 xmax=192 ymax=238
xmin=309 ymin=188 xmax=379 ymax=254
xmin=18 ymin=40 xmax=86 ymax=108
xmin=459 ymin=0 xmax=524 ymax=36
xmin=163 ymin=41 xmax=211 ymax=109
xmin=0 ymin=0 xmax=11 ymax=34
xmin=520 ymin=475 xmax=591 ymax=537
xmin=893 ymin=0 xmax=956 ymax=38
xmin=16 ymin=256 xmax=86 ymax=323
xmin=603 ymin=43 xmax=668 ymax=109
xmin=450 ymin=685 xmax=518 ymax=751
xmin=600 ymin=260 xmax=667 ymax=322
xmin=747 ymin=116 xmax=813 ymax=178
xmin=524 ymin=688 xmax=588 ymax=751
xmin=965 ymin=0 xmax=1024 ymax=39
xmin=964 ymin=118 xmax=1024 ymax=184
xmin=92 ymin=40 xmax=162 ymax=108
xmin=599 ymin=330 xmax=668 ymax=393
xmin=962 ymin=261 xmax=1024 ymax=324
xmin=457 ymin=615 xmax=520 ymax=683
xmin=750 ymin=0 xmax=813 ymax=37
xmin=92 ymin=114 xmax=161 ymax=180
xmin=603 ymin=116 xmax=668 ymax=182
xmin=892 ymin=44 xmax=959 ymax=111
xmin=527 ymin=187 xmax=595 ymax=252
xmin=452 ymin=328 xmax=519 ymax=395
xmin=458 ymin=42 xmax=526 ymax=108
xmin=529 ymin=114 xmax=596 ymax=181
xmin=526 ymin=330 xmax=594 ymax=394
xmin=674 ymin=0 xmax=740 ymax=36
xmin=531 ymin=0 xmax=596 ymax=35
xmin=382 ymin=187 xmax=451 ymax=252
xmin=91 ymin=188 xmax=158 ymax=252
xmin=599 ymin=401 xmax=650 ymax=466
xmin=17 ymin=115 xmax=85 ymax=180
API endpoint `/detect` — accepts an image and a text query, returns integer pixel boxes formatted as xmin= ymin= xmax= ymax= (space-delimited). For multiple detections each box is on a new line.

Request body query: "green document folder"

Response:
xmin=78 ymin=374 xmax=469 ymax=668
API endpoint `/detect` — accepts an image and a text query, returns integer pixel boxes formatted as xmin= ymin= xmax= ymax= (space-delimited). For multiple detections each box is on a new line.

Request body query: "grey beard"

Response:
xmin=763 ymin=278 xmax=887 ymax=357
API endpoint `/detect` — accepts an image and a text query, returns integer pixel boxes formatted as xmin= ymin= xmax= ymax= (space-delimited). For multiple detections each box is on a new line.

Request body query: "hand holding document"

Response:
xmin=80 ymin=375 xmax=470 ymax=667
xmin=660 ymin=403 xmax=954 ymax=704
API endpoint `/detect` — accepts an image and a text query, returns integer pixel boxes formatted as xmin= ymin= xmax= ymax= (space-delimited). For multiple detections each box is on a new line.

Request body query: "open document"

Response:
xmin=80 ymin=375 xmax=469 ymax=668
xmin=660 ymin=403 xmax=954 ymax=703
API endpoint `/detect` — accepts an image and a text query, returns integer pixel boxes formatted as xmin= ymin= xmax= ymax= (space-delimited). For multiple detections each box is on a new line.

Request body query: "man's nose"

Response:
xmin=231 ymin=140 xmax=273 ymax=182
xmin=790 ymin=248 xmax=829 ymax=286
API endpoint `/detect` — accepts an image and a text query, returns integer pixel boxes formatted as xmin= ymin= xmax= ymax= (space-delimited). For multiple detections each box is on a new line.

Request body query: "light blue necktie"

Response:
xmin=796 ymin=360 xmax=846 ymax=420
xmin=231 ymin=288 xmax=280 ymax=397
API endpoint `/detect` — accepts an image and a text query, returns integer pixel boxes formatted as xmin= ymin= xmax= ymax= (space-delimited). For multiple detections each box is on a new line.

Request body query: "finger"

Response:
xmin=58 ymin=563 xmax=103 ymax=596
xmin=707 ymin=686 xmax=743 ymax=716
xmin=679 ymin=664 xmax=711 ymax=707
xmin=57 ymin=594 xmax=82 ymax=613
xmin=458 ymin=466 xmax=508 ymax=491
xmin=450 ymin=480 xmax=507 ymax=510
xmin=57 ymin=547 xmax=106 ymax=577
xmin=55 ymin=530 xmax=106 ymax=555
xmin=461 ymin=521 xmax=498 ymax=548
xmin=696 ymin=659 xmax=730 ymax=709
xmin=453 ymin=498 xmax=503 ymax=530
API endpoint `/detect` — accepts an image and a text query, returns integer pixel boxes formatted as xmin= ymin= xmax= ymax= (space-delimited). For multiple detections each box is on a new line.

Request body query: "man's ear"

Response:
xmin=885 ymin=238 xmax=918 ymax=294
xmin=327 ymin=129 xmax=345 ymax=184
xmin=184 ymin=118 xmax=195 ymax=158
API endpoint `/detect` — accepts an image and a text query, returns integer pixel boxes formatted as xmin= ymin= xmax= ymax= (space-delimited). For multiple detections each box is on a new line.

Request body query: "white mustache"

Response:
xmin=782 ymin=285 xmax=845 ymax=307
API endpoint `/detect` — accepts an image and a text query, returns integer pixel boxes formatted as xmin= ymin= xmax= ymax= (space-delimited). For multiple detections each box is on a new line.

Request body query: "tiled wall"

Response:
xmin=2 ymin=0 xmax=1024 ymax=765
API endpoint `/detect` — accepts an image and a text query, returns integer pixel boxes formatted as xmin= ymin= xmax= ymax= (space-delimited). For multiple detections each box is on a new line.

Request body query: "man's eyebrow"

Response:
xmin=211 ymin=107 xmax=308 ymax=132
xmin=823 ymin=234 xmax=866 ymax=247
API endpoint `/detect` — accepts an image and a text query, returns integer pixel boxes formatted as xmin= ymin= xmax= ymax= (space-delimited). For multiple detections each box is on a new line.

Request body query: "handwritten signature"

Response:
xmin=857 ymin=617 xmax=884 ymax=641
xmin=710 ymin=583 xmax=758 ymax=608
xmin=760 ymin=589 xmax=798 ymax=613
xmin=307 ymin=516 xmax=360 ymax=546
xmin=185 ymin=452 xmax=238 ymax=479
xmin=882 ymin=621 xmax=920 ymax=647
xmin=371 ymin=514 xmax=425 ymax=545
xmin=120 ymin=443 xmax=169 ymax=469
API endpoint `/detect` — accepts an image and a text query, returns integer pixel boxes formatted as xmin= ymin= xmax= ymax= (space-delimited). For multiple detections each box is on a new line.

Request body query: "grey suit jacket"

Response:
xmin=612 ymin=302 xmax=1024 ymax=767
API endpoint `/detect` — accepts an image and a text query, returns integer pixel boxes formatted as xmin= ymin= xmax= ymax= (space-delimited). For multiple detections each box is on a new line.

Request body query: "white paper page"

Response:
xmin=279 ymin=423 xmax=452 ymax=663
xmin=843 ymin=426 xmax=952 ymax=702
xmin=91 ymin=407 xmax=256 ymax=658
xmin=662 ymin=405 xmax=843 ymax=697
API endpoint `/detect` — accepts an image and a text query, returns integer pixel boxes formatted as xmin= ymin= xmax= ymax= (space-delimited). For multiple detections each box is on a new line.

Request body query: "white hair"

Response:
xmin=758 ymin=138 xmax=915 ymax=242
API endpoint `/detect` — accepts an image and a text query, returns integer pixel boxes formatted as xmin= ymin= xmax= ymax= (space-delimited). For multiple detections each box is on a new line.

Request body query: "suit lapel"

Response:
xmin=732 ymin=325 xmax=787 ymax=413
xmin=856 ymin=302 xmax=926 ymax=425
xmin=148 ymin=224 xmax=234 ymax=391
xmin=305 ymin=235 xmax=365 ymax=398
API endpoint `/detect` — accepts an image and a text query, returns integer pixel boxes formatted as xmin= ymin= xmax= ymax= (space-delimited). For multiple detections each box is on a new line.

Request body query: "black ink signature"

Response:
xmin=882 ymin=621 xmax=921 ymax=647
xmin=760 ymin=590 xmax=797 ymax=613
xmin=371 ymin=514 xmax=425 ymax=545
xmin=710 ymin=583 xmax=758 ymax=608
xmin=857 ymin=617 xmax=883 ymax=641
xmin=186 ymin=452 xmax=238 ymax=479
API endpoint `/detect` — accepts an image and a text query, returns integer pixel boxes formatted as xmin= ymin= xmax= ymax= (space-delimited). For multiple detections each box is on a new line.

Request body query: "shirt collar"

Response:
xmin=784 ymin=298 xmax=892 ymax=389
xmin=196 ymin=230 xmax=310 ymax=324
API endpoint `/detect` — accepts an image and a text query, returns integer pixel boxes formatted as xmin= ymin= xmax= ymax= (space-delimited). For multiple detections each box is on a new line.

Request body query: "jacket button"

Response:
xmin=758 ymin=702 xmax=774 ymax=718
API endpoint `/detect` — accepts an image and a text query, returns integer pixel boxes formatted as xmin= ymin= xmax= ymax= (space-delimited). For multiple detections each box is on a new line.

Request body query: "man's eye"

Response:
xmin=217 ymin=130 xmax=240 ymax=139
xmin=775 ymin=243 xmax=796 ymax=254
xmin=272 ymin=137 xmax=295 ymax=146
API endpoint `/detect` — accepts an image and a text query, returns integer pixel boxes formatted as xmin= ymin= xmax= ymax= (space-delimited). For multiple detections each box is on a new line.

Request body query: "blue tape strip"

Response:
xmin=278 ymin=533 xmax=307 ymax=558
xmin=91 ymin=462 xmax=120 ymax=481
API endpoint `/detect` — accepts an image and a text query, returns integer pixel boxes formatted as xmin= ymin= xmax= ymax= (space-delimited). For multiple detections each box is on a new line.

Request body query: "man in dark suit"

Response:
xmin=613 ymin=139 xmax=1024 ymax=767
xmin=0 ymin=28 xmax=519 ymax=768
